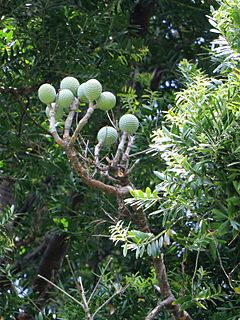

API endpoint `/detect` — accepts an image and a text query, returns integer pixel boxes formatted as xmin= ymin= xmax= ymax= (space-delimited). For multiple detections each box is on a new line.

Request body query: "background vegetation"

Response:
xmin=1 ymin=0 xmax=240 ymax=319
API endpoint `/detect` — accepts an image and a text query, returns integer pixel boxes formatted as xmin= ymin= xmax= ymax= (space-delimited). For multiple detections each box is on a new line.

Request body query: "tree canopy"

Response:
xmin=2 ymin=1 xmax=240 ymax=320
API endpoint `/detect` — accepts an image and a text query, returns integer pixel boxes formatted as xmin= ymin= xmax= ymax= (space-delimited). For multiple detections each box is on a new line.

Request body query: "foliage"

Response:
xmin=109 ymin=219 xmax=175 ymax=259
xmin=210 ymin=0 xmax=240 ymax=72
xmin=123 ymin=3 xmax=240 ymax=316
xmin=0 ymin=0 xmax=229 ymax=319
xmin=0 ymin=205 xmax=15 ymax=256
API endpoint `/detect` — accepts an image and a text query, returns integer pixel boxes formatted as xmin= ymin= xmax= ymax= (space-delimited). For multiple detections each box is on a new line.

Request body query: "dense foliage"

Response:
xmin=3 ymin=1 xmax=240 ymax=320
xmin=130 ymin=1 xmax=240 ymax=318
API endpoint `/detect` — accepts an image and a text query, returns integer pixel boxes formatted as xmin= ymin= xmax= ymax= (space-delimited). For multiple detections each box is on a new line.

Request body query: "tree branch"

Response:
xmin=78 ymin=276 xmax=93 ymax=320
xmin=152 ymin=248 xmax=192 ymax=319
xmin=153 ymin=254 xmax=173 ymax=299
xmin=113 ymin=132 xmax=127 ymax=166
xmin=63 ymin=98 xmax=79 ymax=139
xmin=37 ymin=274 xmax=84 ymax=309
xmin=145 ymin=296 xmax=175 ymax=320
xmin=92 ymin=284 xmax=129 ymax=318
xmin=63 ymin=144 xmax=130 ymax=196
xmin=94 ymin=142 xmax=103 ymax=164
xmin=119 ymin=203 xmax=193 ymax=320
xmin=121 ymin=135 xmax=135 ymax=166
xmin=49 ymin=103 xmax=62 ymax=145
xmin=71 ymin=102 xmax=95 ymax=144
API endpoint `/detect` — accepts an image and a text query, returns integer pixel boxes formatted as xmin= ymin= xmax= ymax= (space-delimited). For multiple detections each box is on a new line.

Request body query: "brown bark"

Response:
xmin=130 ymin=0 xmax=156 ymax=37
xmin=145 ymin=296 xmax=175 ymax=320
xmin=0 ymin=176 xmax=15 ymax=213
xmin=63 ymin=144 xmax=130 ymax=196
xmin=32 ymin=233 xmax=69 ymax=306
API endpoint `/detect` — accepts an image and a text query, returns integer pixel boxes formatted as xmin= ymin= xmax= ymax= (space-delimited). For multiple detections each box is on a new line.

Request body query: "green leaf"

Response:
xmin=173 ymin=295 xmax=192 ymax=305
xmin=37 ymin=312 xmax=44 ymax=320
xmin=212 ymin=209 xmax=228 ymax=221
xmin=137 ymin=190 xmax=145 ymax=198
xmin=230 ymin=220 xmax=240 ymax=230
xmin=130 ymin=189 xmax=137 ymax=198
xmin=147 ymin=243 xmax=152 ymax=256
xmin=217 ymin=221 xmax=230 ymax=236
xmin=150 ymin=241 xmax=158 ymax=257
xmin=145 ymin=187 xmax=151 ymax=198
xmin=209 ymin=239 xmax=217 ymax=261
xmin=135 ymin=247 xmax=140 ymax=259
xmin=158 ymin=236 xmax=163 ymax=248
xmin=195 ymin=301 xmax=207 ymax=310
xmin=139 ymin=245 xmax=145 ymax=258
xmin=123 ymin=243 xmax=128 ymax=257
xmin=234 ymin=287 xmax=240 ymax=294
xmin=153 ymin=171 xmax=165 ymax=180
xmin=153 ymin=190 xmax=158 ymax=198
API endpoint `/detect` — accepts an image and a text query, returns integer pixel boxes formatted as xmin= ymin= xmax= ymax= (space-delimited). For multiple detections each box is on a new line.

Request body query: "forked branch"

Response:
xmin=49 ymin=103 xmax=62 ymax=144
xmin=64 ymin=98 xmax=79 ymax=139
xmin=71 ymin=102 xmax=95 ymax=144
xmin=145 ymin=296 xmax=175 ymax=320
xmin=63 ymin=145 xmax=130 ymax=196
xmin=113 ymin=132 xmax=127 ymax=165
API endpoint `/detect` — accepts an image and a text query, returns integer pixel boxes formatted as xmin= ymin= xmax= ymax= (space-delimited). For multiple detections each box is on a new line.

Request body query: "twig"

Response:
xmin=145 ymin=296 xmax=175 ymax=320
xmin=66 ymin=255 xmax=79 ymax=287
xmin=229 ymin=262 xmax=240 ymax=277
xmin=228 ymin=231 xmax=240 ymax=246
xmin=113 ymin=132 xmax=127 ymax=165
xmin=37 ymin=274 xmax=84 ymax=309
xmin=94 ymin=162 xmax=110 ymax=172
xmin=92 ymin=284 xmax=129 ymax=318
xmin=121 ymin=135 xmax=135 ymax=166
xmin=191 ymin=247 xmax=200 ymax=294
xmin=78 ymin=276 xmax=93 ymax=320
xmin=71 ymin=102 xmax=95 ymax=144
xmin=217 ymin=248 xmax=233 ymax=289
xmin=106 ymin=110 xmax=116 ymax=128
xmin=92 ymin=142 xmax=103 ymax=178
xmin=92 ymin=161 xmax=118 ymax=182
xmin=78 ymin=135 xmax=94 ymax=158
xmin=127 ymin=159 xmax=140 ymax=175
xmin=102 ymin=209 xmax=118 ymax=223
xmin=49 ymin=103 xmax=62 ymax=144
xmin=85 ymin=140 xmax=90 ymax=158
xmin=63 ymin=98 xmax=79 ymax=139
xmin=63 ymin=145 xmax=131 ymax=196
xmin=94 ymin=142 xmax=103 ymax=164
xmin=87 ymin=257 xmax=113 ymax=304
xmin=129 ymin=148 xmax=152 ymax=158
xmin=66 ymin=255 xmax=93 ymax=319
xmin=98 ymin=170 xmax=119 ymax=183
